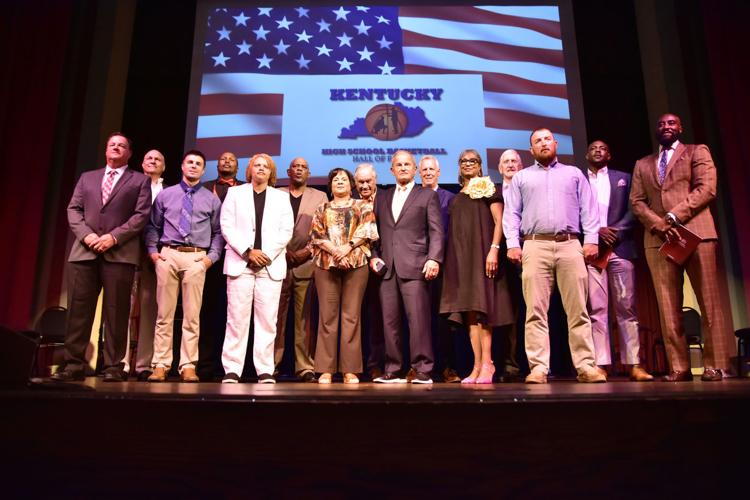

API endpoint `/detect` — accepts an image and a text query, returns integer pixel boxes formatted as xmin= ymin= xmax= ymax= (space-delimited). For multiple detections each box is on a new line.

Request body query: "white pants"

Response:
xmin=587 ymin=255 xmax=641 ymax=366
xmin=222 ymin=267 xmax=283 ymax=377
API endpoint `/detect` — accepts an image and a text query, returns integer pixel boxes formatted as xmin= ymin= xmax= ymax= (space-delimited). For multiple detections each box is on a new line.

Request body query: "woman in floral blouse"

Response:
xmin=310 ymin=168 xmax=379 ymax=384
xmin=439 ymin=150 xmax=513 ymax=384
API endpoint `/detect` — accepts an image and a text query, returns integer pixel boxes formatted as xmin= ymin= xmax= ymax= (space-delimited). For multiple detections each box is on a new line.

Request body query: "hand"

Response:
xmin=289 ymin=248 xmax=311 ymax=267
xmin=598 ymin=227 xmax=618 ymax=247
xmin=485 ymin=247 xmax=499 ymax=278
xmin=92 ymin=234 xmax=116 ymax=253
xmin=334 ymin=254 xmax=352 ymax=269
xmin=370 ymin=258 xmax=385 ymax=272
xmin=651 ymin=218 xmax=673 ymax=238
xmin=582 ymin=243 xmax=599 ymax=263
xmin=199 ymin=256 xmax=212 ymax=269
xmin=507 ymin=248 xmax=522 ymax=265
xmin=150 ymin=252 xmax=165 ymax=264
xmin=422 ymin=259 xmax=439 ymax=281
xmin=664 ymin=227 xmax=681 ymax=243
xmin=332 ymin=244 xmax=352 ymax=261
xmin=248 ymin=249 xmax=271 ymax=268
xmin=83 ymin=233 xmax=99 ymax=248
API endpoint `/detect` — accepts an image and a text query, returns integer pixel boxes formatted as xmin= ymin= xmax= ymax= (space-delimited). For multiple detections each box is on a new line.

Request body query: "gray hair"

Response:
xmin=354 ymin=162 xmax=377 ymax=180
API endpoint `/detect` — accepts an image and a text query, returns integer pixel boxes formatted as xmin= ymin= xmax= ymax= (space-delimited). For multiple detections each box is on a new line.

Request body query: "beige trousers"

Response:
xmin=522 ymin=239 xmax=596 ymax=374
xmin=152 ymin=247 xmax=207 ymax=371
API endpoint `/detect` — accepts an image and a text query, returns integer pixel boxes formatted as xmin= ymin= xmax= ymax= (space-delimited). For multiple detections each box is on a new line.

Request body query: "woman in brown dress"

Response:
xmin=310 ymin=168 xmax=379 ymax=384
xmin=440 ymin=150 xmax=513 ymax=384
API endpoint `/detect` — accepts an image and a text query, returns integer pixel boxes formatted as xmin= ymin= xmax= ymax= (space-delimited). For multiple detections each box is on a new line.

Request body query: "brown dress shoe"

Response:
xmin=147 ymin=366 xmax=167 ymax=382
xmin=525 ymin=371 xmax=548 ymax=384
xmin=577 ymin=366 xmax=607 ymax=383
xmin=661 ymin=370 xmax=693 ymax=382
xmin=442 ymin=368 xmax=461 ymax=383
xmin=629 ymin=365 xmax=654 ymax=382
xmin=700 ymin=368 xmax=722 ymax=381
xmin=180 ymin=367 xmax=200 ymax=383
xmin=406 ymin=367 xmax=417 ymax=382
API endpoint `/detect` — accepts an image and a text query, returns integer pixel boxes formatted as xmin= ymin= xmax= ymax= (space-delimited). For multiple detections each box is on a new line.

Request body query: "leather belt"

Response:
xmin=526 ymin=233 xmax=579 ymax=242
xmin=166 ymin=245 xmax=206 ymax=252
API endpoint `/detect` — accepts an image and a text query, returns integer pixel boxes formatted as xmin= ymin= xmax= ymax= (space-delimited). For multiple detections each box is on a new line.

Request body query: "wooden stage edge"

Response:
xmin=2 ymin=379 xmax=750 ymax=498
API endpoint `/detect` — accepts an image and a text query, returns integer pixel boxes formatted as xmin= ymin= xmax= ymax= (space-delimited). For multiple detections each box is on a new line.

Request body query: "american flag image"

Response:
xmin=193 ymin=4 xmax=573 ymax=176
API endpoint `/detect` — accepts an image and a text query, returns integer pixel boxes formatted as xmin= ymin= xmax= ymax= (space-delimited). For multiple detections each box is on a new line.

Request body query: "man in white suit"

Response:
xmin=220 ymin=153 xmax=294 ymax=383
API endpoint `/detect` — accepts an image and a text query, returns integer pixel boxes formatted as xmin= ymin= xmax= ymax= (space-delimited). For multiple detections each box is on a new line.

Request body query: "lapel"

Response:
xmin=297 ymin=188 xmax=316 ymax=224
xmin=102 ymin=167 xmax=131 ymax=208
xmin=383 ymin=187 xmax=396 ymax=226
xmin=606 ymin=171 xmax=620 ymax=225
xmin=665 ymin=142 xmax=686 ymax=181
xmin=394 ymin=185 xmax=418 ymax=226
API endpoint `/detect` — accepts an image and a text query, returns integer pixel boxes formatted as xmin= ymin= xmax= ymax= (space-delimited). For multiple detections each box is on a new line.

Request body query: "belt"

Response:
xmin=165 ymin=245 xmax=207 ymax=252
xmin=526 ymin=233 xmax=579 ymax=242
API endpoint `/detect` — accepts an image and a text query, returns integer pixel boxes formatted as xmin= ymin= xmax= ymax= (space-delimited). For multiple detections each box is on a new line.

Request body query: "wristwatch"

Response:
xmin=490 ymin=244 xmax=501 ymax=249
xmin=665 ymin=212 xmax=678 ymax=225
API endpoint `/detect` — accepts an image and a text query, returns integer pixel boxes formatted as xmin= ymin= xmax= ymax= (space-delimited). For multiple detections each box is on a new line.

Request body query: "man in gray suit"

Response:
xmin=370 ymin=150 xmax=444 ymax=384
xmin=52 ymin=132 xmax=152 ymax=382
xmin=273 ymin=156 xmax=328 ymax=381
xmin=585 ymin=140 xmax=653 ymax=381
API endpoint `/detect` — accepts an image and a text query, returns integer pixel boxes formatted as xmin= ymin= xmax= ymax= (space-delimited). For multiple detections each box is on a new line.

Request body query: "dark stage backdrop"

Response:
xmin=1 ymin=0 xmax=748 ymax=351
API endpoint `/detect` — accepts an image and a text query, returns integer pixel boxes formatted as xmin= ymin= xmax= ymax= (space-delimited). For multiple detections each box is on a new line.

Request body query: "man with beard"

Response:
xmin=630 ymin=113 xmax=734 ymax=381
xmin=585 ymin=140 xmax=652 ymax=382
xmin=198 ymin=151 xmax=244 ymax=380
xmin=502 ymin=128 xmax=605 ymax=384
xmin=273 ymin=157 xmax=327 ymax=381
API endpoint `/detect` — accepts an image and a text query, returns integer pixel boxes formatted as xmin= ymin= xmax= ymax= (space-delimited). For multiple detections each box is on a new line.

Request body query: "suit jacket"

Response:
xmin=372 ymin=185 xmax=444 ymax=280
xmin=203 ymin=178 xmax=244 ymax=203
xmin=67 ymin=167 xmax=152 ymax=265
xmin=602 ymin=169 xmax=637 ymax=260
xmin=630 ymin=143 xmax=718 ymax=249
xmin=220 ymin=183 xmax=294 ymax=280
xmin=280 ymin=186 xmax=328 ymax=279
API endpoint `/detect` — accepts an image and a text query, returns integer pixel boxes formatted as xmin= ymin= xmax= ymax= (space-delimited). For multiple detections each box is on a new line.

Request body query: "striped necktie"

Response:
xmin=179 ymin=187 xmax=194 ymax=240
xmin=102 ymin=170 xmax=117 ymax=204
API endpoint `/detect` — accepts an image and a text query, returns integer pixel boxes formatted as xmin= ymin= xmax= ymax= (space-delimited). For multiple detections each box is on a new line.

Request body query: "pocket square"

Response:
xmin=617 ymin=178 xmax=627 ymax=187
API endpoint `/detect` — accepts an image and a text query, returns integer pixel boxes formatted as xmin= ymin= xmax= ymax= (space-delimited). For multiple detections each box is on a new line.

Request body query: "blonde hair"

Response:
xmin=246 ymin=153 xmax=277 ymax=186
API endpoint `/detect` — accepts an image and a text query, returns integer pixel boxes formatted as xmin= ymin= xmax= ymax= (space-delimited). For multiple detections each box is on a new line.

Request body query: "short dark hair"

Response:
xmin=327 ymin=168 xmax=355 ymax=195
xmin=106 ymin=132 xmax=132 ymax=150
xmin=183 ymin=149 xmax=207 ymax=166
xmin=457 ymin=149 xmax=483 ymax=186
xmin=529 ymin=127 xmax=552 ymax=144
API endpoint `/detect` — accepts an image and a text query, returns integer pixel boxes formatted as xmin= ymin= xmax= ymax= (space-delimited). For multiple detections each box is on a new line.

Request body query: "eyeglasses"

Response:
xmin=459 ymin=158 xmax=480 ymax=165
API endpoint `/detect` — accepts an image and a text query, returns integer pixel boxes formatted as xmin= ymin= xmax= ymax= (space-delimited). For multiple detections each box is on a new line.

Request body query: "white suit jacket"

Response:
xmin=220 ymin=183 xmax=294 ymax=280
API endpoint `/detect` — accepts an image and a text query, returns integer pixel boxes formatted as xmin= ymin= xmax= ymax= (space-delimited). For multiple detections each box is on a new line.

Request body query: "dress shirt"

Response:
xmin=587 ymin=167 xmax=610 ymax=228
xmin=144 ymin=182 xmax=224 ymax=263
xmin=253 ymin=188 xmax=267 ymax=250
xmin=151 ymin=178 xmax=164 ymax=202
xmin=391 ymin=180 xmax=415 ymax=221
xmin=503 ymin=158 xmax=600 ymax=248
xmin=657 ymin=140 xmax=680 ymax=172
xmin=102 ymin=164 xmax=128 ymax=192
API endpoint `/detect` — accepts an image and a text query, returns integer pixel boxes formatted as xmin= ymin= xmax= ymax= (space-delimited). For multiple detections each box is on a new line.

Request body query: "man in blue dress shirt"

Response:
xmin=144 ymin=149 xmax=224 ymax=382
xmin=502 ymin=128 xmax=605 ymax=384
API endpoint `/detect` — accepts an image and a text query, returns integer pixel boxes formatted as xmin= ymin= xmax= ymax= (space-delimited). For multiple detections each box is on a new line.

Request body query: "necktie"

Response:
xmin=658 ymin=149 xmax=669 ymax=184
xmin=101 ymin=170 xmax=117 ymax=204
xmin=179 ymin=187 xmax=194 ymax=240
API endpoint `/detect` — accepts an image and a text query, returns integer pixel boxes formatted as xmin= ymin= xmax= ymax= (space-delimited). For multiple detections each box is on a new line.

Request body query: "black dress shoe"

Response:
xmin=701 ymin=368 xmax=723 ymax=381
xmin=297 ymin=371 xmax=316 ymax=383
xmin=136 ymin=370 xmax=152 ymax=382
xmin=50 ymin=369 xmax=85 ymax=382
xmin=103 ymin=371 xmax=126 ymax=382
xmin=499 ymin=371 xmax=523 ymax=383
xmin=661 ymin=370 xmax=693 ymax=382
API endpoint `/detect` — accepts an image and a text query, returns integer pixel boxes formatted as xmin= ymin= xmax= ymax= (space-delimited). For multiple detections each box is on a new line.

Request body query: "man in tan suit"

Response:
xmin=631 ymin=113 xmax=734 ymax=381
xmin=273 ymin=157 xmax=328 ymax=381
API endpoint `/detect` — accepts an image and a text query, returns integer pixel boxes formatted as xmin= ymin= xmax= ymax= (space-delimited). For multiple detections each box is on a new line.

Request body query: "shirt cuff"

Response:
xmin=583 ymin=234 xmax=599 ymax=245
xmin=506 ymin=238 xmax=521 ymax=249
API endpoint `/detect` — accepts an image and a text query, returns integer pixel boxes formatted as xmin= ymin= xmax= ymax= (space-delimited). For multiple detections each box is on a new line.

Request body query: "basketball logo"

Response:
xmin=365 ymin=104 xmax=408 ymax=141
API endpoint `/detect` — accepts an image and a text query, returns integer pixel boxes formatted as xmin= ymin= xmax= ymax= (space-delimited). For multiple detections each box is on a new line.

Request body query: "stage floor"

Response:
xmin=13 ymin=375 xmax=750 ymax=404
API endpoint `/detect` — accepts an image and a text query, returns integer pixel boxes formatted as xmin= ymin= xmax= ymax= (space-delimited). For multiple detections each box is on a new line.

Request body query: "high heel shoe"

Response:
xmin=475 ymin=361 xmax=496 ymax=384
xmin=461 ymin=365 xmax=481 ymax=384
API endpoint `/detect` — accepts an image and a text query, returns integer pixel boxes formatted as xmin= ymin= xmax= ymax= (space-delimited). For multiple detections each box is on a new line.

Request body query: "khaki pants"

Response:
xmin=522 ymin=239 xmax=596 ymax=374
xmin=152 ymin=247 xmax=207 ymax=371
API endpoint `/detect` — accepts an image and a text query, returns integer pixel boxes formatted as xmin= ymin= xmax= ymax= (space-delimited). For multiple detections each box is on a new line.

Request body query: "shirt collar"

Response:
xmin=534 ymin=158 xmax=558 ymax=170
xmin=105 ymin=164 xmax=127 ymax=175
xmin=397 ymin=180 xmax=415 ymax=192
xmin=659 ymin=140 xmax=680 ymax=155
xmin=588 ymin=166 xmax=608 ymax=178
xmin=179 ymin=180 xmax=198 ymax=193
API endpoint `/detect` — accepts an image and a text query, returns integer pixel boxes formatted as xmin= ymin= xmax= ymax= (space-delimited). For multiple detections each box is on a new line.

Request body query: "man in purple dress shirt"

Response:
xmin=502 ymin=128 xmax=605 ymax=384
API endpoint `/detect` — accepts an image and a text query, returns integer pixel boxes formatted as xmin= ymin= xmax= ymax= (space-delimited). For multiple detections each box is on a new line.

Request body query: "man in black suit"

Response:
xmin=370 ymin=150 xmax=444 ymax=384
xmin=585 ymin=140 xmax=652 ymax=381
xmin=52 ymin=132 xmax=152 ymax=382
